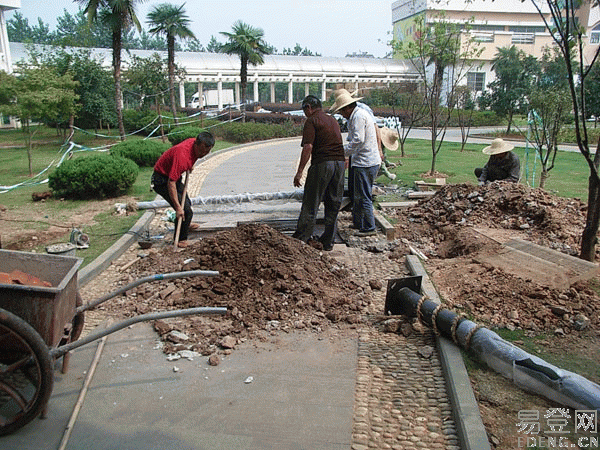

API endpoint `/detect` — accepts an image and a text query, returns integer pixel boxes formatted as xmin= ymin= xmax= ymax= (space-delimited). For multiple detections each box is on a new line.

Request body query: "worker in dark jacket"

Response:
xmin=475 ymin=138 xmax=520 ymax=185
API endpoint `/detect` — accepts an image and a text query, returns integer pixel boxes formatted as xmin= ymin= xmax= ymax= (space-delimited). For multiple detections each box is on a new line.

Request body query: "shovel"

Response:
xmin=173 ymin=170 xmax=190 ymax=250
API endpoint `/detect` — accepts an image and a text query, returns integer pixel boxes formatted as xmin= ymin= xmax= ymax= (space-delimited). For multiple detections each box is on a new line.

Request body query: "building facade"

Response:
xmin=391 ymin=0 xmax=600 ymax=95
xmin=0 ymin=0 xmax=20 ymax=128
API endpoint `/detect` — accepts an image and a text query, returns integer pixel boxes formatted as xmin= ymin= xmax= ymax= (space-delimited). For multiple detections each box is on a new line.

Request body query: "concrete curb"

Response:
xmin=78 ymin=210 xmax=155 ymax=287
xmin=405 ymin=255 xmax=491 ymax=450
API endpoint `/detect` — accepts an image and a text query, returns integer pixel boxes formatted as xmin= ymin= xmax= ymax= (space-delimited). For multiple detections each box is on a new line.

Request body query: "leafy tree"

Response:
xmin=479 ymin=46 xmax=539 ymax=134
xmin=282 ymin=43 xmax=321 ymax=56
xmin=583 ymin=61 xmax=600 ymax=125
xmin=392 ymin=13 xmax=482 ymax=174
xmin=185 ymin=38 xmax=205 ymax=52
xmin=6 ymin=12 xmax=31 ymax=42
xmin=529 ymin=0 xmax=600 ymax=261
xmin=220 ymin=21 xmax=271 ymax=116
xmin=206 ymin=35 xmax=223 ymax=53
xmin=124 ymin=53 xmax=174 ymax=140
xmin=132 ymin=29 xmax=168 ymax=50
xmin=147 ymin=3 xmax=195 ymax=124
xmin=0 ymin=69 xmax=78 ymax=176
xmin=526 ymin=87 xmax=571 ymax=188
xmin=7 ymin=12 xmax=55 ymax=44
xmin=76 ymin=0 xmax=145 ymax=140
xmin=44 ymin=48 xmax=116 ymax=132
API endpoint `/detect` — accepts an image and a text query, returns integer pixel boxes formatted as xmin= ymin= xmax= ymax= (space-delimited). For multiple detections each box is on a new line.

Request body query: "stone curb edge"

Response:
xmin=405 ymin=254 xmax=491 ymax=450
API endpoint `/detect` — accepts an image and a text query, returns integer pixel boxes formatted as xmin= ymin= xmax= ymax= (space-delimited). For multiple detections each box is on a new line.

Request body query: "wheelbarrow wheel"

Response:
xmin=0 ymin=308 xmax=54 ymax=436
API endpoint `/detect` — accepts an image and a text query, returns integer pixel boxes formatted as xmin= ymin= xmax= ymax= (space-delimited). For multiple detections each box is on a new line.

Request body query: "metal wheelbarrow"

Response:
xmin=0 ymin=249 xmax=225 ymax=436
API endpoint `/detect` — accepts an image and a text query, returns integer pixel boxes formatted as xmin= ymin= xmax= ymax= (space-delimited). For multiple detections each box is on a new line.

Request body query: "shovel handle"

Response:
xmin=174 ymin=170 xmax=190 ymax=249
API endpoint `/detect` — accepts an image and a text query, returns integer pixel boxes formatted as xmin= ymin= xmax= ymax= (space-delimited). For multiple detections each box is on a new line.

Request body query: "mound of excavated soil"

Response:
xmin=387 ymin=182 xmax=600 ymax=337
xmin=386 ymin=181 xmax=588 ymax=258
xmin=100 ymin=223 xmax=373 ymax=356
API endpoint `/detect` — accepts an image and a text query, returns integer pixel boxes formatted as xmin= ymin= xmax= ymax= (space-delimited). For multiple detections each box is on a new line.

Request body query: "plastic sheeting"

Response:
xmin=394 ymin=286 xmax=600 ymax=411
xmin=117 ymin=190 xmax=304 ymax=211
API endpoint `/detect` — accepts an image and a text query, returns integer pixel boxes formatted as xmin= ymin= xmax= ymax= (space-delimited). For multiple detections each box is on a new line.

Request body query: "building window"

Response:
xmin=512 ymin=34 xmax=535 ymax=44
xmin=467 ymin=72 xmax=485 ymax=92
xmin=591 ymin=24 xmax=600 ymax=44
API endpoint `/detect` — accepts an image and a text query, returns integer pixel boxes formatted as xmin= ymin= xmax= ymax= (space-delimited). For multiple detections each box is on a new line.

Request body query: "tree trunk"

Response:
xmin=580 ymin=136 xmax=600 ymax=261
xmin=539 ymin=169 xmax=549 ymax=189
xmin=506 ymin=111 xmax=513 ymax=135
xmin=168 ymin=35 xmax=178 ymax=124
xmin=113 ymin=31 xmax=125 ymax=141
xmin=580 ymin=174 xmax=600 ymax=261
xmin=240 ymin=55 xmax=248 ymax=123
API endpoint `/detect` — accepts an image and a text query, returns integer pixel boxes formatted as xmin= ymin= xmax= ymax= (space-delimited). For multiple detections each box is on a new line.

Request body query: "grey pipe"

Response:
xmin=78 ymin=270 xmax=220 ymax=313
xmin=118 ymin=190 xmax=304 ymax=211
xmin=51 ymin=307 xmax=226 ymax=358
xmin=393 ymin=286 xmax=600 ymax=411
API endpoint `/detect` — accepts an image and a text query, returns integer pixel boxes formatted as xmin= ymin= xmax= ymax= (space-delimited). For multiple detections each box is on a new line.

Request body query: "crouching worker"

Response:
xmin=152 ymin=132 xmax=214 ymax=248
xmin=475 ymin=138 xmax=520 ymax=185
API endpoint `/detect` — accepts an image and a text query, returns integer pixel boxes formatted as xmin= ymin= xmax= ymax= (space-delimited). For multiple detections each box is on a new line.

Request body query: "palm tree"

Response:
xmin=76 ymin=0 xmax=144 ymax=140
xmin=147 ymin=3 xmax=195 ymax=124
xmin=220 ymin=21 xmax=271 ymax=117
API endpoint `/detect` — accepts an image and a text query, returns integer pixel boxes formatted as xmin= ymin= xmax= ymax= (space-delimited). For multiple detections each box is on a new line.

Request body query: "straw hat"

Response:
xmin=482 ymin=138 xmax=514 ymax=155
xmin=380 ymin=126 xmax=399 ymax=151
xmin=330 ymin=89 xmax=363 ymax=113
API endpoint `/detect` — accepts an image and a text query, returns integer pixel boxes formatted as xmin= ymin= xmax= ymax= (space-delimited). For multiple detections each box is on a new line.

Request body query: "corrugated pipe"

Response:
xmin=116 ymin=190 xmax=304 ymax=211
xmin=389 ymin=282 xmax=600 ymax=411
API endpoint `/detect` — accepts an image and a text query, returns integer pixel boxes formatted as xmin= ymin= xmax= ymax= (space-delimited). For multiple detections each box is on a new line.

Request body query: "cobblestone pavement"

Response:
xmin=338 ymin=247 xmax=460 ymax=450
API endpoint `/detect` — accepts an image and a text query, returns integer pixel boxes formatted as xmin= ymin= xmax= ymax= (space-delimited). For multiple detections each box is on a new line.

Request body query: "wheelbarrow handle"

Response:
xmin=78 ymin=270 xmax=219 ymax=313
xmin=51 ymin=306 xmax=227 ymax=359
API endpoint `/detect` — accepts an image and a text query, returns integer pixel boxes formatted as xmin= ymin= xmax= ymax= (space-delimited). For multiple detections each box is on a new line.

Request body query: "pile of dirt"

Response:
xmin=386 ymin=181 xmax=588 ymax=258
xmin=100 ymin=223 xmax=374 ymax=356
xmin=387 ymin=181 xmax=600 ymax=338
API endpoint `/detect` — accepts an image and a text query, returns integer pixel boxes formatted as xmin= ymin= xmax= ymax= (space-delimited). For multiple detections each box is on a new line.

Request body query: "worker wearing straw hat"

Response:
xmin=331 ymin=89 xmax=381 ymax=236
xmin=474 ymin=138 xmax=520 ymax=185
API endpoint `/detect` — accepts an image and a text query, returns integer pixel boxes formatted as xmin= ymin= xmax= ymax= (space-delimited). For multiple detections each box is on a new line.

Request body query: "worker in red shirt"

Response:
xmin=152 ymin=132 xmax=214 ymax=248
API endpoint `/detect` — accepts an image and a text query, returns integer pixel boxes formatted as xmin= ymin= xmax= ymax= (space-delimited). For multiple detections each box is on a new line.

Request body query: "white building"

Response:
xmin=391 ymin=0 xmax=600 ymax=95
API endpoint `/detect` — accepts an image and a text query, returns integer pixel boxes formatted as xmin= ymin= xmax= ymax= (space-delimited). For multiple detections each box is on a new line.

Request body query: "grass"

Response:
xmin=0 ymin=127 xmax=236 ymax=267
xmin=377 ymin=138 xmax=591 ymax=202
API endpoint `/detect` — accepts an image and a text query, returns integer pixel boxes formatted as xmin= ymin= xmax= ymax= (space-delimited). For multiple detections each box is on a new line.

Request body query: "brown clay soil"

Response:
xmin=95 ymin=223 xmax=374 ymax=356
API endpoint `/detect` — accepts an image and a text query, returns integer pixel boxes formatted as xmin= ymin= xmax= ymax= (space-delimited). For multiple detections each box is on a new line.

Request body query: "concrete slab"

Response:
xmin=5 ymin=321 xmax=357 ymax=450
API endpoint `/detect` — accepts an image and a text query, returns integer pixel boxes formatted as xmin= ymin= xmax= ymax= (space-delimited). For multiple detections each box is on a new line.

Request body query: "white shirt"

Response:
xmin=344 ymin=106 xmax=381 ymax=168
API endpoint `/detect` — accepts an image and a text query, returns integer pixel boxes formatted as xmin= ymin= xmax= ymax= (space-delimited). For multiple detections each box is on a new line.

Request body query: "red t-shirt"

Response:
xmin=154 ymin=138 xmax=197 ymax=181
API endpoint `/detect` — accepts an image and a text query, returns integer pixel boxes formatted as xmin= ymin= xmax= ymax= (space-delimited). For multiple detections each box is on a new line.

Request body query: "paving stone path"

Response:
xmin=340 ymin=247 xmax=461 ymax=450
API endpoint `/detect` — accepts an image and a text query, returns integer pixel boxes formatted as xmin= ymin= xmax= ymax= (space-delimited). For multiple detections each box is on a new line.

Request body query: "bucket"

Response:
xmin=46 ymin=242 xmax=77 ymax=257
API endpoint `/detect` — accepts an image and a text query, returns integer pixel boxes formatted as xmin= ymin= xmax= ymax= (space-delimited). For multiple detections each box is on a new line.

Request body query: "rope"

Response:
xmin=430 ymin=304 xmax=443 ymax=336
xmin=416 ymin=295 xmax=427 ymax=326
xmin=450 ymin=314 xmax=462 ymax=345
xmin=464 ymin=324 xmax=483 ymax=351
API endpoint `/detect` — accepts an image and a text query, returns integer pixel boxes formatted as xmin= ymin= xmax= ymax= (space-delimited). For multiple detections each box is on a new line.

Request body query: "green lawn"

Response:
xmin=380 ymin=138 xmax=590 ymax=202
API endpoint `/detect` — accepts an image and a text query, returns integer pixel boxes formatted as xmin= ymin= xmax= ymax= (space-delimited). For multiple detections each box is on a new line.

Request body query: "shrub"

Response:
xmin=49 ymin=154 xmax=139 ymax=199
xmin=167 ymin=126 xmax=206 ymax=145
xmin=110 ymin=139 xmax=169 ymax=167
xmin=217 ymin=121 xmax=302 ymax=143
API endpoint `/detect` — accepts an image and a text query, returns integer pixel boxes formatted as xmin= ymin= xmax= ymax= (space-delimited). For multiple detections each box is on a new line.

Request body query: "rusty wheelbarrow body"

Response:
xmin=0 ymin=249 xmax=225 ymax=436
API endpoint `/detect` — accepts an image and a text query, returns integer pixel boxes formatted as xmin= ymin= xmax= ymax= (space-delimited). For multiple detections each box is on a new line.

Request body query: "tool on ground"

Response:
xmin=173 ymin=170 xmax=190 ymax=249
